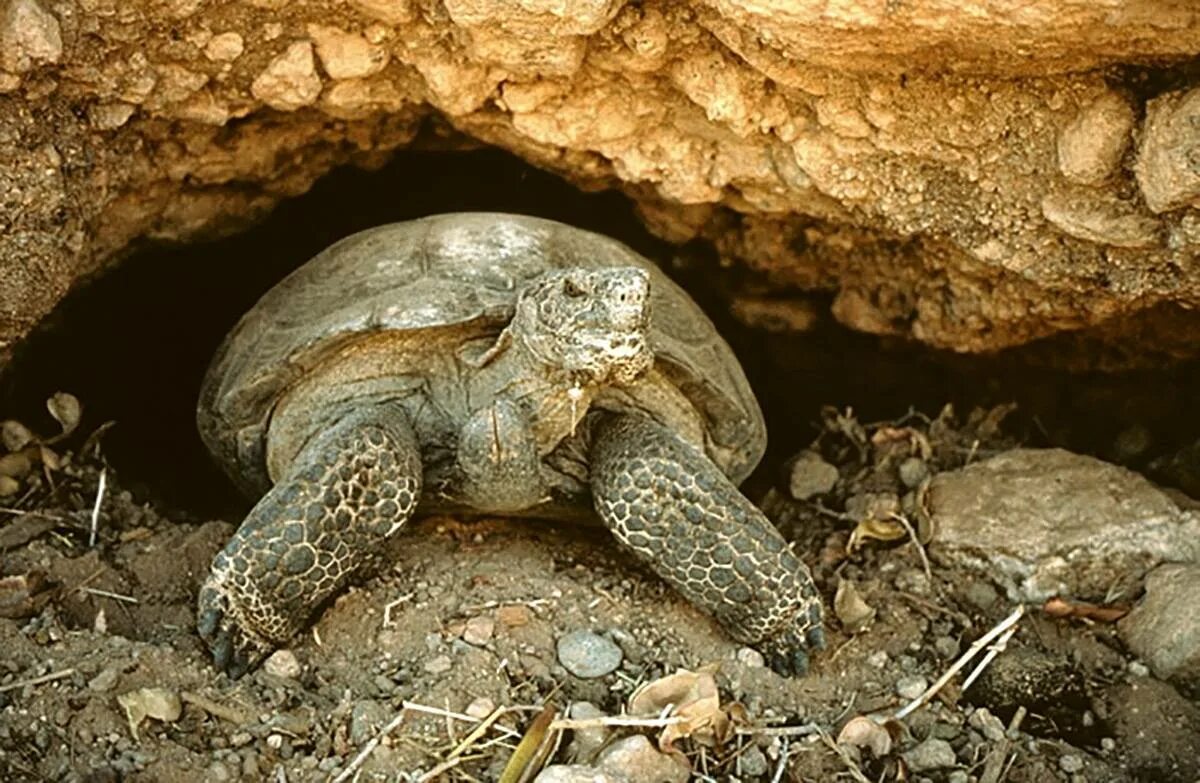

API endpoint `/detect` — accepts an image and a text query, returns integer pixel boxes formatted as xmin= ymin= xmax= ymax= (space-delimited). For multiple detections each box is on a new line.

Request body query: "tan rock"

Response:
xmin=205 ymin=32 xmax=245 ymax=62
xmin=1057 ymin=92 xmax=1135 ymax=185
xmin=1 ymin=0 xmax=62 ymax=74
xmin=307 ymin=24 xmax=389 ymax=80
xmin=1136 ymin=88 xmax=1200 ymax=214
xmin=251 ymin=41 xmax=323 ymax=111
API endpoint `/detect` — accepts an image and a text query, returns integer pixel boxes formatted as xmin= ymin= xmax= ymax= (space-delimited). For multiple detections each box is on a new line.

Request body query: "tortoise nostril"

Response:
xmin=563 ymin=278 xmax=585 ymax=298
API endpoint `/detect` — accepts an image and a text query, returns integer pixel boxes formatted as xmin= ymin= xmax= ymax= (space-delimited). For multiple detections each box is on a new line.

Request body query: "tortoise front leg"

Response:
xmin=590 ymin=413 xmax=824 ymax=675
xmin=197 ymin=401 xmax=422 ymax=677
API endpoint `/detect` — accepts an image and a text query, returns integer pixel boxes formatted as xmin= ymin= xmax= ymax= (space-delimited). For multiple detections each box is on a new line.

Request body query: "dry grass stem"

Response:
xmin=0 ymin=668 xmax=75 ymax=694
xmin=88 ymin=468 xmax=106 ymax=547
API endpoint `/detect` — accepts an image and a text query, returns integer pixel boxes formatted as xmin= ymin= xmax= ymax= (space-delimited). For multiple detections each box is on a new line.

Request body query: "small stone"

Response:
xmin=463 ymin=615 xmax=495 ymax=646
xmin=947 ymin=772 xmax=969 ymax=783
xmin=1041 ymin=189 xmax=1160 ymax=249
xmin=498 ymin=604 xmax=532 ymax=627
xmin=896 ymin=675 xmax=928 ymax=701
xmin=307 ymin=24 xmax=389 ymax=79
xmin=464 ymin=697 xmax=495 ymax=719
xmin=557 ymin=630 xmax=623 ymax=679
xmin=740 ymin=745 xmax=769 ymax=776
xmin=934 ymin=636 xmax=960 ymax=660
xmin=1136 ymin=87 xmax=1200 ymax=213
xmin=88 ymin=102 xmax=136 ymax=130
xmin=251 ymin=41 xmax=322 ymax=111
xmin=1058 ymin=92 xmax=1135 ymax=185
xmin=595 ymin=735 xmax=689 ymax=783
xmin=1 ymin=0 xmax=62 ymax=74
xmin=349 ymin=701 xmax=387 ymax=745
xmin=736 ymin=647 xmax=765 ymax=668
xmin=533 ymin=766 xmax=620 ymax=783
xmin=88 ymin=666 xmax=120 ymax=693
xmin=867 ymin=650 xmax=889 ymax=668
xmin=206 ymin=761 xmax=233 ymax=782
xmin=263 ymin=649 xmax=302 ymax=679
xmin=1128 ymin=660 xmax=1150 ymax=677
xmin=788 ymin=451 xmax=839 ymax=500
xmin=898 ymin=457 xmax=929 ymax=489
xmin=1100 ymin=737 xmax=1116 ymax=752
xmin=424 ymin=655 xmax=452 ymax=674
xmin=266 ymin=734 xmax=283 ymax=750
xmin=565 ymin=702 xmax=608 ymax=763
xmin=902 ymin=737 xmax=957 ymax=772
xmin=205 ymin=32 xmax=245 ymax=62
xmin=1060 ymin=754 xmax=1084 ymax=773
xmin=968 ymin=708 xmax=1006 ymax=742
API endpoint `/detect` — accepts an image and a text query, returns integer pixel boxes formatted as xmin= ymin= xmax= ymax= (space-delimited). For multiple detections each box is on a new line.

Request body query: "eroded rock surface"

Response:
xmin=0 ymin=0 xmax=1198 ymax=363
xmin=928 ymin=449 xmax=1200 ymax=602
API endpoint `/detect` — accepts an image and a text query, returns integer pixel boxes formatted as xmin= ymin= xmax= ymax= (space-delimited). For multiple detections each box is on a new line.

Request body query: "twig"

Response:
xmin=402 ymin=701 xmax=521 ymax=739
xmin=770 ymin=737 xmax=791 ymax=783
xmin=88 ymin=468 xmax=107 ymax=547
xmin=382 ymin=593 xmax=414 ymax=627
xmin=0 ymin=668 xmax=75 ymax=693
xmin=735 ymin=723 xmax=820 ymax=738
xmin=888 ymin=512 xmax=931 ymax=580
xmin=446 ymin=706 xmax=510 ymax=760
xmin=979 ymin=706 xmax=1025 ymax=783
xmin=960 ymin=623 xmax=1019 ymax=692
xmin=331 ymin=709 xmax=410 ymax=783
xmin=550 ymin=715 xmax=687 ymax=730
xmin=817 ymin=728 xmax=871 ymax=783
xmin=81 ymin=587 xmax=139 ymax=604
xmin=894 ymin=605 xmax=1025 ymax=720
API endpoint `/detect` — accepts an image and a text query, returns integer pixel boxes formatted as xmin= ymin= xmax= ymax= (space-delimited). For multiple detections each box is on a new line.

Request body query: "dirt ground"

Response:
xmin=1 ymin=403 xmax=1198 ymax=782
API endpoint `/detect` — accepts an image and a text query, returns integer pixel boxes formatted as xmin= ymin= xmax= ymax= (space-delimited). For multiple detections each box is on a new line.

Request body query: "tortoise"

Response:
xmin=196 ymin=213 xmax=824 ymax=677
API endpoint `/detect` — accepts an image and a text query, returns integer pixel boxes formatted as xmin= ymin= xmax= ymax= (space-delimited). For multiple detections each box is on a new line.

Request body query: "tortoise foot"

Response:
xmin=197 ymin=578 xmax=276 ymax=679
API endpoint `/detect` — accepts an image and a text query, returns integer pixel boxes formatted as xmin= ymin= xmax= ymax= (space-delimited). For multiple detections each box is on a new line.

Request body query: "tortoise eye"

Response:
xmin=562 ymin=278 xmax=586 ymax=298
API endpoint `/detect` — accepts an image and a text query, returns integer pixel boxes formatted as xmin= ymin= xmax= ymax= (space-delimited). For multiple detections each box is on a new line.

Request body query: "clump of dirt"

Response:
xmin=1 ymin=399 xmax=1197 ymax=782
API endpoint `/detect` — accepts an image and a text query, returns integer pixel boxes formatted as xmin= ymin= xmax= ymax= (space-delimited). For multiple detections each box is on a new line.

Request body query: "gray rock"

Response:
xmin=928 ymin=449 xmax=1200 ymax=602
xmin=87 ymin=665 xmax=120 ymax=693
xmin=557 ymin=631 xmax=623 ymax=679
xmin=349 ymin=701 xmax=388 ymax=745
xmin=1060 ymin=754 xmax=1084 ymax=773
xmin=968 ymin=708 xmax=1006 ymax=742
xmin=740 ymin=745 xmax=769 ymax=776
xmin=1136 ymin=87 xmax=1200 ymax=213
xmin=788 ymin=451 xmax=839 ymax=500
xmin=902 ymin=737 xmax=957 ymax=772
xmin=564 ymin=702 xmax=609 ymax=763
xmin=262 ymin=649 xmax=301 ymax=679
xmin=423 ymin=655 xmax=452 ymax=674
xmin=1119 ymin=563 xmax=1200 ymax=693
xmin=736 ymin=647 xmax=765 ymax=668
xmin=898 ymin=457 xmax=929 ymax=489
xmin=896 ymin=675 xmax=928 ymax=700
xmin=534 ymin=766 xmax=620 ymax=783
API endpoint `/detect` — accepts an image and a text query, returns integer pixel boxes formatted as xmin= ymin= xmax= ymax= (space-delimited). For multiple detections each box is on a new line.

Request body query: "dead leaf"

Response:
xmin=0 ymin=570 xmax=59 ymax=619
xmin=498 ymin=704 xmax=558 ymax=783
xmin=1042 ymin=596 xmax=1129 ymax=624
xmin=46 ymin=392 xmax=82 ymax=439
xmin=837 ymin=715 xmax=901 ymax=757
xmin=1 ymin=420 xmax=35 ymax=453
xmin=117 ymin=687 xmax=182 ymax=740
xmin=0 ymin=452 xmax=32 ymax=479
xmin=0 ymin=476 xmax=19 ymax=497
xmin=628 ymin=668 xmax=732 ymax=750
xmin=834 ymin=578 xmax=876 ymax=632
xmin=0 ymin=513 xmax=59 ymax=549
xmin=847 ymin=516 xmax=906 ymax=552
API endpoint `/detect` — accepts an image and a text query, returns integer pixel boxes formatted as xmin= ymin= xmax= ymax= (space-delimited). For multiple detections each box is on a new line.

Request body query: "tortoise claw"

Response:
xmin=197 ymin=582 xmax=273 ymax=679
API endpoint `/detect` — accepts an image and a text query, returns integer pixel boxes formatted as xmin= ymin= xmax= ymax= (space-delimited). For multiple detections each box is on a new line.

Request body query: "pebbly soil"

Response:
xmin=1 ymin=404 xmax=1199 ymax=783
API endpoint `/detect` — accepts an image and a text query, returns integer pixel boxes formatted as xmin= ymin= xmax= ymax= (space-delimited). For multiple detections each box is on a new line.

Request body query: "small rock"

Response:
xmin=1041 ymin=188 xmax=1160 ymax=248
xmin=88 ymin=666 xmax=121 ymax=693
xmin=1060 ymin=753 xmax=1084 ymax=773
xmin=498 ymin=604 xmax=532 ymax=628
xmin=740 ymin=745 xmax=769 ymax=776
xmin=1136 ymin=87 xmax=1200 ymax=213
xmin=1057 ymin=92 xmax=1135 ymax=185
xmin=929 ymin=449 xmax=1200 ymax=602
xmin=533 ymin=766 xmax=620 ymax=783
xmin=263 ymin=649 xmax=302 ymax=679
xmin=867 ymin=650 xmax=889 ymax=668
xmin=1119 ymin=562 xmax=1200 ymax=692
xmin=0 ymin=0 xmax=62 ymax=74
xmin=896 ymin=675 xmax=928 ymax=701
xmin=205 ymin=32 xmax=245 ymax=62
xmin=349 ymin=701 xmax=387 ymax=745
xmin=1128 ymin=660 xmax=1150 ymax=678
xmin=557 ymin=631 xmax=623 ymax=679
xmin=463 ymin=615 xmax=495 ymax=646
xmin=307 ymin=24 xmax=389 ymax=79
xmin=736 ymin=647 xmax=765 ymax=668
xmin=465 ymin=697 xmax=495 ymax=719
xmin=423 ymin=655 xmax=452 ymax=675
xmin=968 ymin=708 xmax=1005 ymax=742
xmin=902 ymin=737 xmax=957 ymax=772
xmin=947 ymin=772 xmax=969 ymax=783
xmin=251 ymin=41 xmax=323 ymax=111
xmin=934 ymin=636 xmax=959 ymax=660
xmin=595 ymin=735 xmax=689 ymax=783
xmin=898 ymin=457 xmax=929 ymax=489
xmin=788 ymin=451 xmax=839 ymax=500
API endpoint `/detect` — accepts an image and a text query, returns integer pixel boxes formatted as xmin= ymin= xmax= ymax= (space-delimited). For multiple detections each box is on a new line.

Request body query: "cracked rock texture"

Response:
xmin=0 ymin=0 xmax=1198 ymax=364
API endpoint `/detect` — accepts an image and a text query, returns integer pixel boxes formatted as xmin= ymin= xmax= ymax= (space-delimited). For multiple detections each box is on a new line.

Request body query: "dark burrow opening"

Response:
xmin=3 ymin=145 xmax=1200 ymax=518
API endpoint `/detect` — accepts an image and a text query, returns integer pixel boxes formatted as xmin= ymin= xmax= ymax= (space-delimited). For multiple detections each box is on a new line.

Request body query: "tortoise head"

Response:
xmin=512 ymin=267 xmax=653 ymax=385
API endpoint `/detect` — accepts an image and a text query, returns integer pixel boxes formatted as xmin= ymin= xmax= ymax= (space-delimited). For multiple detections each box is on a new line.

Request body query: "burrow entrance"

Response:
xmin=3 ymin=145 xmax=1200 ymax=515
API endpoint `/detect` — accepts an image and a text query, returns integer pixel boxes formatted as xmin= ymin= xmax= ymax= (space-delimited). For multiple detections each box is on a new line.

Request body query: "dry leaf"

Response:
xmin=1042 ymin=596 xmax=1129 ymax=624
xmin=499 ymin=704 xmax=558 ymax=783
xmin=0 ymin=475 xmax=19 ymax=497
xmin=1 ymin=420 xmax=34 ymax=453
xmin=0 ymin=570 xmax=57 ymax=619
xmin=628 ymin=668 xmax=731 ymax=750
xmin=836 ymin=715 xmax=901 ymax=757
xmin=834 ymin=578 xmax=876 ymax=632
xmin=47 ymin=392 xmax=82 ymax=438
xmin=117 ymin=687 xmax=183 ymax=740
xmin=0 ymin=452 xmax=32 ymax=479
xmin=847 ymin=516 xmax=906 ymax=552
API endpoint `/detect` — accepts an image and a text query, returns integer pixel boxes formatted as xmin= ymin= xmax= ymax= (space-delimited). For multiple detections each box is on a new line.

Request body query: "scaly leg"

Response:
xmin=590 ymin=413 xmax=824 ymax=675
xmin=197 ymin=401 xmax=422 ymax=677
